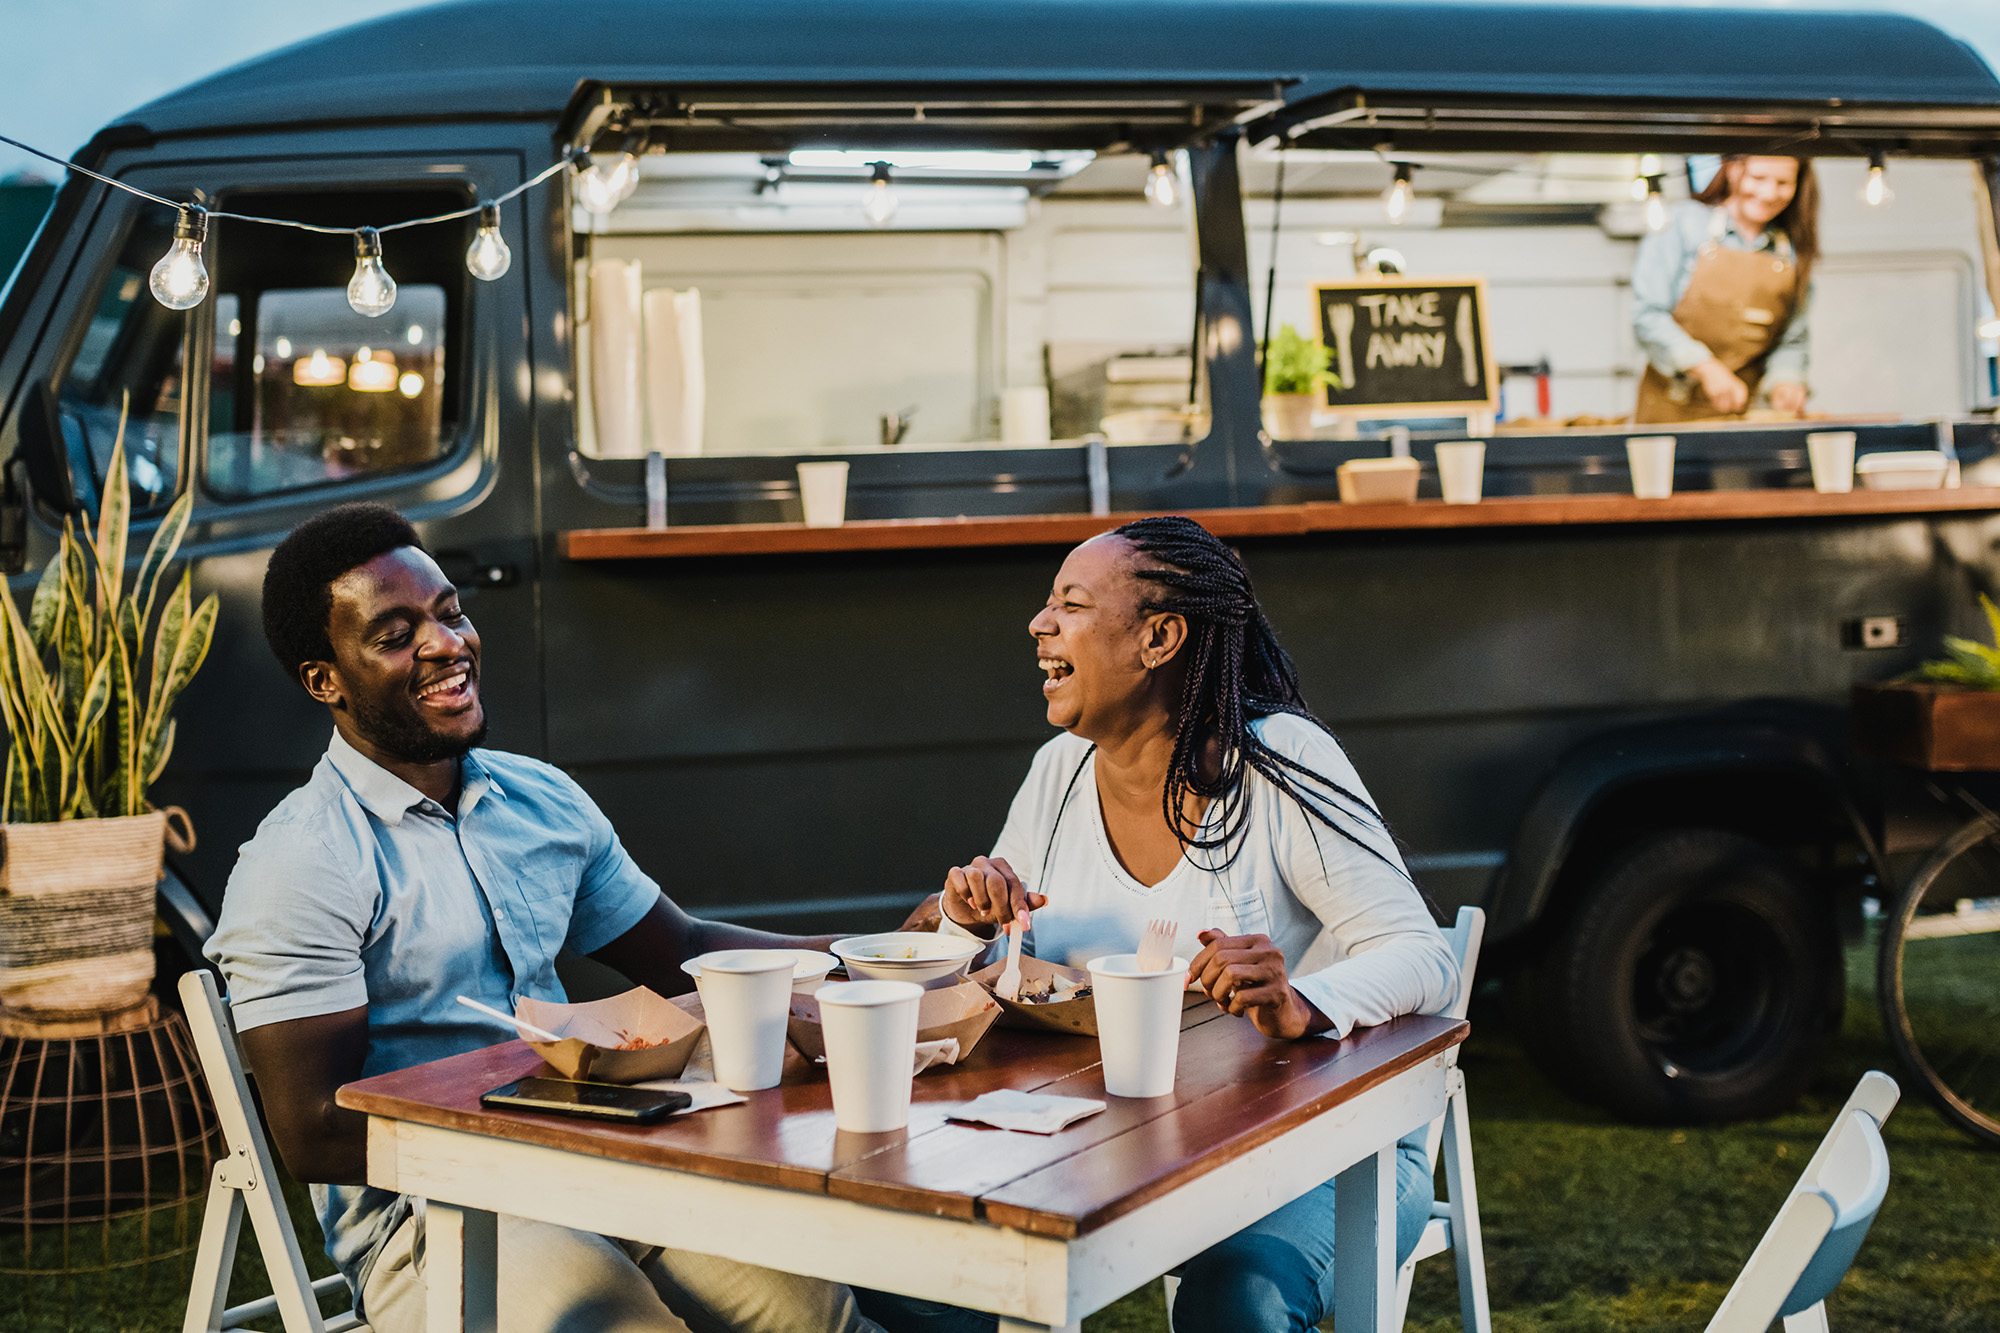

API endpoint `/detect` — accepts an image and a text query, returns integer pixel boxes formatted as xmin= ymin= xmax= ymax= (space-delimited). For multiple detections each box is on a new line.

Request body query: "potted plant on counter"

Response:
xmin=0 ymin=415 xmax=217 ymax=1029
xmin=1852 ymin=593 xmax=2000 ymax=771
xmin=1261 ymin=323 xmax=1339 ymax=440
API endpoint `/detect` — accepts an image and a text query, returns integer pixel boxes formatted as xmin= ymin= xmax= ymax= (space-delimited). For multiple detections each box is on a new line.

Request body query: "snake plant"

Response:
xmin=0 ymin=407 xmax=218 ymax=821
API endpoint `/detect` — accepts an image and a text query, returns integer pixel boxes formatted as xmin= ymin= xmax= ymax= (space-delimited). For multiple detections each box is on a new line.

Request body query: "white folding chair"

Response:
xmin=1391 ymin=905 xmax=1492 ymax=1333
xmin=177 ymin=969 xmax=367 ymax=1333
xmin=1704 ymin=1072 xmax=1899 ymax=1333
xmin=1162 ymin=906 xmax=1492 ymax=1332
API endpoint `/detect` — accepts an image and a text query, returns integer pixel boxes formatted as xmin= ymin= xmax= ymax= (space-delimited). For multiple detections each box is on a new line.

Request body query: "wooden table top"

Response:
xmin=562 ymin=487 xmax=2000 ymax=561
xmin=339 ymin=1008 xmax=1467 ymax=1239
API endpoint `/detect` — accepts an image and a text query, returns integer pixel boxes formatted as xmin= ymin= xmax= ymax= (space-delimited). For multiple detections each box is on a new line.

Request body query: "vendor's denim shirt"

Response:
xmin=205 ymin=730 xmax=659 ymax=1310
xmin=1631 ymin=200 xmax=1813 ymax=384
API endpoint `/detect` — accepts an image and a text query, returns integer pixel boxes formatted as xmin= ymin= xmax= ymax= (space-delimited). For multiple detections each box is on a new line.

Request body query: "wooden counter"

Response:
xmin=563 ymin=485 xmax=2000 ymax=560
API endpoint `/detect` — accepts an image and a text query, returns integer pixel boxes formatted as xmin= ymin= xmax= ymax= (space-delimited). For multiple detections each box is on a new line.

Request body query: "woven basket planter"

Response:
xmin=0 ymin=809 xmax=192 ymax=1019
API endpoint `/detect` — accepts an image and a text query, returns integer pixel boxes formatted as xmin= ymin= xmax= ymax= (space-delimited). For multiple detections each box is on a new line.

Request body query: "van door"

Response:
xmin=2 ymin=148 xmax=541 ymax=912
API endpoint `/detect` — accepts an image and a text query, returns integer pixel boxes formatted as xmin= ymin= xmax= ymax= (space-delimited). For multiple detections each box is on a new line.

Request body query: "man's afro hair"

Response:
xmin=262 ymin=503 xmax=426 ymax=686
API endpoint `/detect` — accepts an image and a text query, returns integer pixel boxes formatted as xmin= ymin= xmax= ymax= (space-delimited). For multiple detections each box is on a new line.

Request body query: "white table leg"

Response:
xmin=425 ymin=1201 xmax=498 ymax=1333
xmin=1333 ymin=1143 xmax=1396 ymax=1333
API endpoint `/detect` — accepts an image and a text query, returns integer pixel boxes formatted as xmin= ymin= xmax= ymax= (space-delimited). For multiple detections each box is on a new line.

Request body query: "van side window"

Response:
xmin=205 ymin=187 xmax=465 ymax=500
xmin=58 ymin=202 xmax=186 ymax=510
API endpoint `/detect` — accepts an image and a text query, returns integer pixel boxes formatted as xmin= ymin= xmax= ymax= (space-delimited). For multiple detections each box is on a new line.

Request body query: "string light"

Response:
xmin=575 ymin=146 xmax=640 ymax=214
xmin=1862 ymin=151 xmax=1893 ymax=207
xmin=1383 ymin=162 xmax=1414 ymax=224
xmin=348 ymin=228 xmax=397 ymax=317
xmin=149 ymin=207 xmax=209 ymax=310
xmin=863 ymin=161 xmax=899 ymax=226
xmin=1644 ymin=176 xmax=1669 ymax=232
xmin=1629 ymin=154 xmax=1663 ymax=201
xmin=1144 ymin=151 xmax=1178 ymax=208
xmin=465 ymin=202 xmax=511 ymax=280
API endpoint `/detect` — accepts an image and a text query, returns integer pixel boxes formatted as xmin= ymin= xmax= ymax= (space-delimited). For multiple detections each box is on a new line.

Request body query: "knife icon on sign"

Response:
xmin=1454 ymin=295 xmax=1477 ymax=388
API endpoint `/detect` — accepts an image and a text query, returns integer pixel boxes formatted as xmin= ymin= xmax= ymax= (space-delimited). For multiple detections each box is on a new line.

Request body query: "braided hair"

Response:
xmin=1111 ymin=515 xmax=1423 ymax=898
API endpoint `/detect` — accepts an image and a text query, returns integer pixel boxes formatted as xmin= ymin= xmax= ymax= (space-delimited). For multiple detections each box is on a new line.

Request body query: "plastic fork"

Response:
xmin=996 ymin=920 xmax=1026 ymax=1001
xmin=1137 ymin=918 xmax=1178 ymax=973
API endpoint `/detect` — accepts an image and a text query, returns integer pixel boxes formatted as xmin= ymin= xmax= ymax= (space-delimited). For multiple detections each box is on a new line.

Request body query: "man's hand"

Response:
xmin=1186 ymin=929 xmax=1331 ymax=1040
xmin=941 ymin=856 xmax=1044 ymax=932
xmin=1768 ymin=381 xmax=1809 ymax=415
xmin=1691 ymin=358 xmax=1750 ymax=414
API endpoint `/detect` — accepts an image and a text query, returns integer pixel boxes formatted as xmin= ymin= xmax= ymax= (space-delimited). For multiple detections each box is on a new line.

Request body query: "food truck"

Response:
xmin=4 ymin=0 xmax=1999 ymax=1124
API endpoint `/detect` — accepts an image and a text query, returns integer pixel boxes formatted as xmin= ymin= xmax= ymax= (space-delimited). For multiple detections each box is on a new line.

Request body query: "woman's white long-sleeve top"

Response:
xmin=942 ymin=713 xmax=1459 ymax=1038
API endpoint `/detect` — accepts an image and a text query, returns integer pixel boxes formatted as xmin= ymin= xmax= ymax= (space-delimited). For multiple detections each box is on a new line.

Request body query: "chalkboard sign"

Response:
xmin=1310 ymin=277 xmax=1497 ymax=414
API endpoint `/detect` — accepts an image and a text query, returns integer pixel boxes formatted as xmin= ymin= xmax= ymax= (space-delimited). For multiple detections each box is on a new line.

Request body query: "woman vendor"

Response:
xmin=860 ymin=516 xmax=1458 ymax=1333
xmin=1631 ymin=155 xmax=1819 ymax=422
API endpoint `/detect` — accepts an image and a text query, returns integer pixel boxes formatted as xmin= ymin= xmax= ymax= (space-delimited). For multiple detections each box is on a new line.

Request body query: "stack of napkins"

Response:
xmin=949 ymin=1089 xmax=1105 ymax=1134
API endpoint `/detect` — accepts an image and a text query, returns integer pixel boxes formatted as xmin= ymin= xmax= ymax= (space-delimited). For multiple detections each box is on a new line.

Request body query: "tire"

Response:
xmin=1542 ymin=828 xmax=1839 ymax=1122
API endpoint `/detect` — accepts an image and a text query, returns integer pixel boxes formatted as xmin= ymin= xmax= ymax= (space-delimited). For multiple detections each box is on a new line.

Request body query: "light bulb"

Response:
xmin=575 ymin=151 xmax=639 ymax=214
xmin=466 ymin=202 xmax=511 ymax=280
xmin=1383 ymin=164 xmax=1414 ymax=224
xmin=347 ymin=228 xmax=397 ymax=317
xmin=1630 ymin=154 xmax=1663 ymax=202
xmin=1145 ymin=154 xmax=1178 ymax=208
xmin=863 ymin=162 xmax=899 ymax=226
xmin=1644 ymin=184 xmax=1668 ymax=233
xmin=1862 ymin=153 xmax=1893 ymax=207
xmin=149 ymin=207 xmax=209 ymax=310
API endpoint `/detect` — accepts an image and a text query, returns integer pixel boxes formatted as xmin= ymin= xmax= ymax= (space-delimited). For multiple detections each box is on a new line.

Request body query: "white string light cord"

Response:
xmin=0 ymin=131 xmax=636 ymax=316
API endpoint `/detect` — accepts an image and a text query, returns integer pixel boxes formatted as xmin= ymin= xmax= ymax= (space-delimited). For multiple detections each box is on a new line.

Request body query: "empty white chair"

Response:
xmin=1704 ymin=1071 xmax=1898 ymax=1333
xmin=1163 ymin=906 xmax=1493 ymax=1332
xmin=1392 ymin=905 xmax=1492 ymax=1333
xmin=178 ymin=968 xmax=367 ymax=1333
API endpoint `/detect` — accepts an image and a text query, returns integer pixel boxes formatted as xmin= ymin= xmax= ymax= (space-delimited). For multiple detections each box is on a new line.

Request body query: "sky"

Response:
xmin=1 ymin=0 xmax=1998 ymax=179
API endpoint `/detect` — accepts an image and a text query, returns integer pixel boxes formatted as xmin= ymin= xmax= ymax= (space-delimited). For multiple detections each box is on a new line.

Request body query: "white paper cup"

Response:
xmin=797 ymin=460 xmax=850 ymax=527
xmin=1434 ymin=440 xmax=1486 ymax=505
xmin=816 ymin=979 xmax=923 ymax=1132
xmin=1087 ymin=953 xmax=1190 ymax=1098
xmin=689 ymin=949 xmax=795 ymax=1091
xmin=1806 ymin=431 xmax=1857 ymax=494
xmin=1001 ymin=385 xmax=1052 ymax=444
xmin=1625 ymin=435 xmax=1676 ymax=499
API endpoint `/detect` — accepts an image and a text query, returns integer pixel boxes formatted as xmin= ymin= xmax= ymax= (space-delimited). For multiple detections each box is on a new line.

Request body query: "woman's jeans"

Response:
xmin=856 ymin=1141 xmax=1433 ymax=1333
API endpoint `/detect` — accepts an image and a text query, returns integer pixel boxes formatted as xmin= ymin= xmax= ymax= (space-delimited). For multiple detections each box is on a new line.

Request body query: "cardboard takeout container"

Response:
xmin=786 ymin=979 xmax=1000 ymax=1064
xmin=515 ymin=986 xmax=705 ymax=1083
xmin=972 ymin=955 xmax=1215 ymax=1036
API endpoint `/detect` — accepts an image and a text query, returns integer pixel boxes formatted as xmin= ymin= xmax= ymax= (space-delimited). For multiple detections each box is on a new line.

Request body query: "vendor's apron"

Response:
xmin=1633 ymin=211 xmax=1799 ymax=424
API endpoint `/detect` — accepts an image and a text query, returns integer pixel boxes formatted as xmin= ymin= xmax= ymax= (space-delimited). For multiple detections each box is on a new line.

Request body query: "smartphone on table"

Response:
xmin=480 ymin=1076 xmax=692 ymax=1124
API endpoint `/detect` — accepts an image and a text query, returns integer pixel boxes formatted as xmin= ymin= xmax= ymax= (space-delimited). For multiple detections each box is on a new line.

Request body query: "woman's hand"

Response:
xmin=1691 ymin=358 xmax=1750 ymax=414
xmin=1186 ymin=929 xmax=1332 ymax=1040
xmin=1768 ymin=381 xmax=1809 ymax=415
xmin=941 ymin=856 xmax=1045 ymax=932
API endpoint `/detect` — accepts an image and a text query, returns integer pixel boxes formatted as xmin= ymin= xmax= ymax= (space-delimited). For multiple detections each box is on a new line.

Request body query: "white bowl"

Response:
xmin=1855 ymin=450 xmax=1948 ymax=491
xmin=830 ymin=932 xmax=983 ymax=990
xmin=683 ymin=948 xmax=839 ymax=993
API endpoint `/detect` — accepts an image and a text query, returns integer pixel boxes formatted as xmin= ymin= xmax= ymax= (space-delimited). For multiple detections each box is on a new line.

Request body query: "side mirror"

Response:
xmin=15 ymin=381 xmax=79 ymax=515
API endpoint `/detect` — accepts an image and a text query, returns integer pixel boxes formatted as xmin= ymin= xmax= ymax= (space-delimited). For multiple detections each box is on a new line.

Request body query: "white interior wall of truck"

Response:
xmin=573 ymin=153 xmax=1990 ymax=457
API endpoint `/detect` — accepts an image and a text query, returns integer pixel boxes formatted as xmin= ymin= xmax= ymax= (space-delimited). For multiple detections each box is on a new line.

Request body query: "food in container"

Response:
xmin=514 ymin=986 xmax=705 ymax=1083
xmin=973 ymin=954 xmax=1220 ymax=1036
xmin=1855 ymin=450 xmax=1949 ymax=491
xmin=1336 ymin=456 xmax=1421 ymax=504
xmin=830 ymin=932 xmax=983 ymax=989
xmin=786 ymin=979 xmax=1000 ymax=1064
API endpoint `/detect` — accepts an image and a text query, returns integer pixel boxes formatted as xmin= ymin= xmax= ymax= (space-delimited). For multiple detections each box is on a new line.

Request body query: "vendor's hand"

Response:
xmin=1768 ymin=381 xmax=1809 ymax=415
xmin=1186 ymin=929 xmax=1332 ymax=1040
xmin=898 ymin=893 xmax=944 ymax=933
xmin=1692 ymin=358 xmax=1750 ymax=415
xmin=941 ymin=856 xmax=1044 ymax=932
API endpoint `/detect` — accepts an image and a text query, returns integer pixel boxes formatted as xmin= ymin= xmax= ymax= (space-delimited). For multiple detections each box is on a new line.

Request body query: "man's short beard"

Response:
xmin=348 ymin=694 xmax=488 ymax=765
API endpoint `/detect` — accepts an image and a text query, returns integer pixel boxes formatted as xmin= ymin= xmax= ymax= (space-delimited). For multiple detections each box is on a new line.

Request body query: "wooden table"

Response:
xmin=339 ymin=1008 xmax=1468 ymax=1332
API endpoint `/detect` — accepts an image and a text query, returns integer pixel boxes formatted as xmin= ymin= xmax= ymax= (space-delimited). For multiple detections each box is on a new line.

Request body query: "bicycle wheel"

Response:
xmin=1879 ymin=811 xmax=2000 ymax=1147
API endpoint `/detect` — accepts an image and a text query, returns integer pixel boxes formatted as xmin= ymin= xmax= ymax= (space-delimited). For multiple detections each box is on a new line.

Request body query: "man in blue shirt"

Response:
xmin=206 ymin=504 xmax=888 ymax=1333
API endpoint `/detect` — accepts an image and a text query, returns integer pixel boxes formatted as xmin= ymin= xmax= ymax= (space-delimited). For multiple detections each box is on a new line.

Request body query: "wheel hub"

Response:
xmin=1656 ymin=946 xmax=1718 ymax=1011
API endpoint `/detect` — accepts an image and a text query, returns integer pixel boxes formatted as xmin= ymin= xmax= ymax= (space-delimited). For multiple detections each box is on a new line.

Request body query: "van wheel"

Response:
xmin=1539 ymin=828 xmax=1837 ymax=1122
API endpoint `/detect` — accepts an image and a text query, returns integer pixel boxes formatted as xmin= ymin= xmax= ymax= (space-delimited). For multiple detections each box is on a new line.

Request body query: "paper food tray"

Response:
xmin=516 ymin=986 xmax=704 ymax=1083
xmin=786 ymin=980 xmax=1000 ymax=1064
xmin=971 ymin=955 xmax=1213 ymax=1036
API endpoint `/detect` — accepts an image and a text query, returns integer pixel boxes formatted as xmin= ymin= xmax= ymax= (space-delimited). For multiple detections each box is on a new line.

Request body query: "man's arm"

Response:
xmin=588 ymin=892 xmax=943 ymax=996
xmin=235 ymin=1007 xmax=372 ymax=1185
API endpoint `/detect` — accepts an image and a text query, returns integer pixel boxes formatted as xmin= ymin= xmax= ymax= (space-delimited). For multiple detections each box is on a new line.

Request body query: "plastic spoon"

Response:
xmin=996 ymin=920 xmax=1025 ymax=1001
xmin=456 ymin=994 xmax=568 ymax=1045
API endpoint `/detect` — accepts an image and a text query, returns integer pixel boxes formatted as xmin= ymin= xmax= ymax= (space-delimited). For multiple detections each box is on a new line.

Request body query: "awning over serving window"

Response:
xmin=118 ymin=0 xmax=2000 ymax=153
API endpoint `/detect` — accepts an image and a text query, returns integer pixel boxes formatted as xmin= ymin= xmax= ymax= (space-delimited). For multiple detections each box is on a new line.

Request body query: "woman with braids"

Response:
xmin=872 ymin=516 xmax=1457 ymax=1333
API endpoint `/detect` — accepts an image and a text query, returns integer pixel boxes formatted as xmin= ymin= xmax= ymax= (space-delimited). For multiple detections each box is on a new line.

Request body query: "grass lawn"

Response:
xmin=8 ymin=940 xmax=1998 ymax=1332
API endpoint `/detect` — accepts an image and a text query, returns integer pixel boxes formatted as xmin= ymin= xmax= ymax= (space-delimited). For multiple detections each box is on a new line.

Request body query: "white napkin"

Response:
xmin=627 ymin=1076 xmax=747 ymax=1115
xmin=913 ymin=1037 xmax=961 ymax=1074
xmin=949 ymin=1089 xmax=1105 ymax=1134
